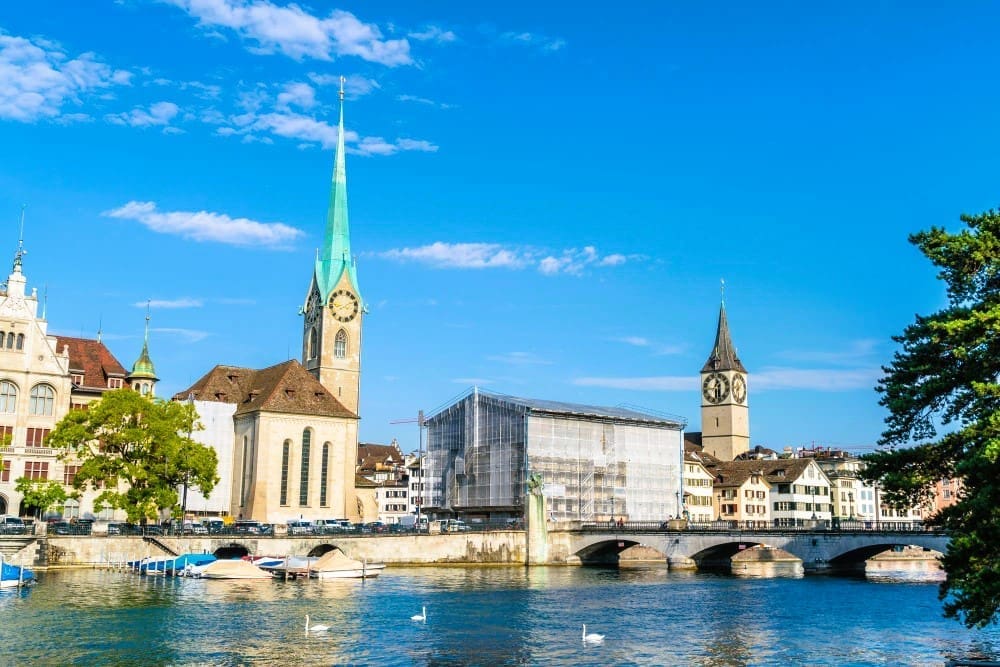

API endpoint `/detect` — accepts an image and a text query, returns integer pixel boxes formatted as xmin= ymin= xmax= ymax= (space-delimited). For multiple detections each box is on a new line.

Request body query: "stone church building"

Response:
xmin=176 ymin=82 xmax=366 ymax=524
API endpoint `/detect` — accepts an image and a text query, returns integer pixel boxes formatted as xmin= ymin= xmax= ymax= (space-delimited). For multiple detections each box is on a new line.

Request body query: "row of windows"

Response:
xmin=0 ymin=382 xmax=56 ymax=416
xmin=265 ymin=429 xmax=337 ymax=509
xmin=0 ymin=332 xmax=25 ymax=351
xmin=0 ymin=425 xmax=51 ymax=448
xmin=773 ymin=501 xmax=831 ymax=512
xmin=0 ymin=461 xmax=77 ymax=484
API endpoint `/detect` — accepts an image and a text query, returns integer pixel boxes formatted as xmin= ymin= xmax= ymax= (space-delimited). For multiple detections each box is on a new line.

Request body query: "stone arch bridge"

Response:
xmin=546 ymin=527 xmax=949 ymax=572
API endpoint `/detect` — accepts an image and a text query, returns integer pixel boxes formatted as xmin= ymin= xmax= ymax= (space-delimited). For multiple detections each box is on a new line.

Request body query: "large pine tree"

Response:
xmin=863 ymin=209 xmax=1000 ymax=627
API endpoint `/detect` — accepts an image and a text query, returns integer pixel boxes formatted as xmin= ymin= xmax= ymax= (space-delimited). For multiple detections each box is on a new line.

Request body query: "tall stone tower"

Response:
xmin=302 ymin=76 xmax=364 ymax=414
xmin=127 ymin=307 xmax=158 ymax=396
xmin=700 ymin=299 xmax=749 ymax=461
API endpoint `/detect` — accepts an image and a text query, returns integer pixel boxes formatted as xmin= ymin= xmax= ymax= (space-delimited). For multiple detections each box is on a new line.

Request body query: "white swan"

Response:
xmin=411 ymin=606 xmax=426 ymax=622
xmin=305 ymin=614 xmax=330 ymax=635
xmin=582 ymin=624 xmax=604 ymax=644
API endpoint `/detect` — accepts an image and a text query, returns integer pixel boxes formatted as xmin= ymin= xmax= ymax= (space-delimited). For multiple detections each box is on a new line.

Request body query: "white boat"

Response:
xmin=200 ymin=559 xmax=273 ymax=580
xmin=0 ymin=554 xmax=34 ymax=588
xmin=309 ymin=548 xmax=385 ymax=579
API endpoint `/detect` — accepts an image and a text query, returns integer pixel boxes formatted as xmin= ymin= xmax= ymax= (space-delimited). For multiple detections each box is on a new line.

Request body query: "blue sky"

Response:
xmin=1 ymin=1 xmax=998 ymax=453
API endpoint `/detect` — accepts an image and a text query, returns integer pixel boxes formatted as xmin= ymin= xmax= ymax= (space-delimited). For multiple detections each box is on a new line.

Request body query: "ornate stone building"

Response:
xmin=700 ymin=300 xmax=750 ymax=461
xmin=175 ymin=81 xmax=364 ymax=524
xmin=0 ymin=239 xmax=140 ymax=518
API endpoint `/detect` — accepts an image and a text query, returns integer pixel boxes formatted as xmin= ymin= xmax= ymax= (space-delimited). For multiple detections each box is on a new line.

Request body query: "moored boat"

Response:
xmin=310 ymin=548 xmax=385 ymax=580
xmin=0 ymin=554 xmax=35 ymax=588
xmin=200 ymin=559 xmax=273 ymax=580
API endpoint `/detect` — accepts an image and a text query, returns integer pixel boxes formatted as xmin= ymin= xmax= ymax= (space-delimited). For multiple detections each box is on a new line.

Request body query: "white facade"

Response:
xmin=682 ymin=459 xmax=715 ymax=523
xmin=769 ymin=459 xmax=832 ymax=526
xmin=182 ymin=399 xmax=236 ymax=516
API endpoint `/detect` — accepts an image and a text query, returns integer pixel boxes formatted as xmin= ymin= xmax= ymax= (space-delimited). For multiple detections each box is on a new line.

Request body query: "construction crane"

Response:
xmin=390 ymin=410 xmax=425 ymax=523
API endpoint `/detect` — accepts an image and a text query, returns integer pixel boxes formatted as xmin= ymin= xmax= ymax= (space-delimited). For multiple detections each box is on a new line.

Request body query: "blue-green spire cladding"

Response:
xmin=314 ymin=77 xmax=362 ymax=303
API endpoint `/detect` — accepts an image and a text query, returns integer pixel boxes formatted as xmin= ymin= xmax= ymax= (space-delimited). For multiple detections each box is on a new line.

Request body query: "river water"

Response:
xmin=2 ymin=566 xmax=998 ymax=666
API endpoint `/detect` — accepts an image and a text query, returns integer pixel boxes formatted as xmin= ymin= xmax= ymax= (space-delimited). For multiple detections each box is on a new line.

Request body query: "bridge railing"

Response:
xmin=579 ymin=519 xmax=934 ymax=533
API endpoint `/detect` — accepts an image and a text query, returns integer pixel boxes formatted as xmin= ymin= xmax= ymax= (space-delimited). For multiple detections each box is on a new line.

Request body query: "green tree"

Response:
xmin=15 ymin=478 xmax=77 ymax=519
xmin=862 ymin=208 xmax=1000 ymax=628
xmin=47 ymin=389 xmax=219 ymax=524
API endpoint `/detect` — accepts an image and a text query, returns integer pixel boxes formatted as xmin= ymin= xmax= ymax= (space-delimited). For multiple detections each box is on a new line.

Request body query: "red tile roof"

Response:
xmin=175 ymin=360 xmax=357 ymax=419
xmin=54 ymin=336 xmax=127 ymax=391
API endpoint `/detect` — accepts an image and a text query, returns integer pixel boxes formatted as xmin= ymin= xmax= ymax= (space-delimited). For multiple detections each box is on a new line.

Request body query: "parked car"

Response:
xmin=50 ymin=520 xmax=92 ymax=535
xmin=106 ymin=522 xmax=130 ymax=536
xmin=0 ymin=515 xmax=26 ymax=535
xmin=234 ymin=520 xmax=272 ymax=535
xmin=182 ymin=521 xmax=208 ymax=535
xmin=443 ymin=519 xmax=471 ymax=533
xmin=362 ymin=521 xmax=387 ymax=534
xmin=313 ymin=518 xmax=349 ymax=534
xmin=286 ymin=520 xmax=315 ymax=535
xmin=203 ymin=519 xmax=226 ymax=534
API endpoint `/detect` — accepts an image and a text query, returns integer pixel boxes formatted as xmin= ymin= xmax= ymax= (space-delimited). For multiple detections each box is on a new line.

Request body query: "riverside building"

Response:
xmin=422 ymin=388 xmax=685 ymax=523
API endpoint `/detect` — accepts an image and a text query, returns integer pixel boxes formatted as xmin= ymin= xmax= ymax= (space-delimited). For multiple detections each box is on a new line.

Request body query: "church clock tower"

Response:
xmin=700 ymin=296 xmax=749 ymax=461
xmin=302 ymin=77 xmax=364 ymax=414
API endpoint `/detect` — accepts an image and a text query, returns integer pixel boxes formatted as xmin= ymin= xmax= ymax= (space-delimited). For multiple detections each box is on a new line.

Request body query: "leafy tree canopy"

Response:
xmin=48 ymin=390 xmax=219 ymax=524
xmin=862 ymin=209 xmax=1000 ymax=627
xmin=15 ymin=478 xmax=77 ymax=519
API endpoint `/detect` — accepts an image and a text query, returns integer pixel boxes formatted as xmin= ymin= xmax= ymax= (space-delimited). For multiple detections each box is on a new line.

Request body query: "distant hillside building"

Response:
xmin=423 ymin=388 xmax=685 ymax=523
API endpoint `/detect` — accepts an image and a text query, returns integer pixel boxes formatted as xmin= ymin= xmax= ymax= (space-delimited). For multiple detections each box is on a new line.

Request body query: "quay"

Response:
xmin=0 ymin=523 xmax=948 ymax=573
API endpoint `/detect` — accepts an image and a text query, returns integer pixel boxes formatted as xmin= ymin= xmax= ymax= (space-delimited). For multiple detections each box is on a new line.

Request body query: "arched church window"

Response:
xmin=0 ymin=381 xmax=18 ymax=413
xmin=280 ymin=440 xmax=291 ymax=506
xmin=29 ymin=384 xmax=55 ymax=416
xmin=240 ymin=436 xmax=250 ymax=507
xmin=299 ymin=429 xmax=311 ymax=506
xmin=320 ymin=442 xmax=330 ymax=507
xmin=5 ymin=333 xmax=13 ymax=349
xmin=334 ymin=329 xmax=347 ymax=359
xmin=309 ymin=327 xmax=319 ymax=360
xmin=15 ymin=334 xmax=23 ymax=350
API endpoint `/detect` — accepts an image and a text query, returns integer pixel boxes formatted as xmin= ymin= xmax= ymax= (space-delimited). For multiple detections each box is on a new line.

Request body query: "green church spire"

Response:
xmin=314 ymin=75 xmax=362 ymax=303
xmin=130 ymin=304 xmax=157 ymax=380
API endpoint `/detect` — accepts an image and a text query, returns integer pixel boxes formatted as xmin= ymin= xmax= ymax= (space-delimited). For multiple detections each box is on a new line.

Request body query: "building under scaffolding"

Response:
xmin=423 ymin=389 xmax=685 ymax=522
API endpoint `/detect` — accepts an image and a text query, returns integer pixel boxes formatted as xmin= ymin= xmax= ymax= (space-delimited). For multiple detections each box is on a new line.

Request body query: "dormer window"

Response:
xmin=71 ymin=374 xmax=84 ymax=386
xmin=108 ymin=378 xmax=123 ymax=389
xmin=284 ymin=388 xmax=296 ymax=399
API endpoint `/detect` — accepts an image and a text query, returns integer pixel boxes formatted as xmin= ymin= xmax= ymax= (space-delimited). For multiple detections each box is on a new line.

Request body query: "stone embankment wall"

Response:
xmin=31 ymin=531 xmax=527 ymax=568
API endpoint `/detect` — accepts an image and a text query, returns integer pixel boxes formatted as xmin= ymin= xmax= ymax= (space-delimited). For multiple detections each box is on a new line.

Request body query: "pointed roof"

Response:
xmin=174 ymin=360 xmax=358 ymax=419
xmin=312 ymin=77 xmax=362 ymax=304
xmin=55 ymin=336 xmax=128 ymax=389
xmin=702 ymin=301 xmax=747 ymax=373
xmin=128 ymin=310 xmax=157 ymax=380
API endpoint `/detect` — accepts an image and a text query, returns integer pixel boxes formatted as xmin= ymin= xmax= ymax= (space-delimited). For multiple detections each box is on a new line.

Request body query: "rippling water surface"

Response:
xmin=1 ymin=566 xmax=998 ymax=666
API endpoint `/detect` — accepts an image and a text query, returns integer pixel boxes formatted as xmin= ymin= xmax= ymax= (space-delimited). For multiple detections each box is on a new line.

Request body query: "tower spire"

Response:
xmin=313 ymin=74 xmax=361 ymax=303
xmin=128 ymin=300 xmax=157 ymax=395
xmin=12 ymin=205 xmax=26 ymax=274
xmin=702 ymin=294 xmax=747 ymax=373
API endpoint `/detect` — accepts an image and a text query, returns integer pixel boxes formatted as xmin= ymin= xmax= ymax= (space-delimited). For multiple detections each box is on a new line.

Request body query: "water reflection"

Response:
xmin=1 ymin=566 xmax=998 ymax=666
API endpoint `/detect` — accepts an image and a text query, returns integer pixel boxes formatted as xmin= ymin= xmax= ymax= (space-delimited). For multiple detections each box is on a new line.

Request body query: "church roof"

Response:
xmin=128 ymin=314 xmax=157 ymax=380
xmin=707 ymin=458 xmax=817 ymax=487
xmin=55 ymin=336 xmax=127 ymax=390
xmin=174 ymin=360 xmax=357 ymax=419
xmin=702 ymin=301 xmax=747 ymax=373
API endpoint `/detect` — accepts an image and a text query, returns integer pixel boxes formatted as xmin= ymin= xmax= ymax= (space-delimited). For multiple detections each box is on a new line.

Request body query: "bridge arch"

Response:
xmin=574 ymin=538 xmax=643 ymax=565
xmin=689 ymin=541 xmax=766 ymax=570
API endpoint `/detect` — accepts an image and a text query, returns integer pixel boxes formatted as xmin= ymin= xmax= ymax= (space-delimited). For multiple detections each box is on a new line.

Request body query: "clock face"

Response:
xmin=304 ymin=290 xmax=321 ymax=324
xmin=702 ymin=372 xmax=730 ymax=404
xmin=732 ymin=374 xmax=747 ymax=404
xmin=329 ymin=289 xmax=359 ymax=322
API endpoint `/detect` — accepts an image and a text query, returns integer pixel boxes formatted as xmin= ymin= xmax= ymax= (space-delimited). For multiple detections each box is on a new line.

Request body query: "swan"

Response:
xmin=582 ymin=624 xmax=604 ymax=644
xmin=305 ymin=614 xmax=330 ymax=635
xmin=411 ymin=606 xmax=426 ymax=622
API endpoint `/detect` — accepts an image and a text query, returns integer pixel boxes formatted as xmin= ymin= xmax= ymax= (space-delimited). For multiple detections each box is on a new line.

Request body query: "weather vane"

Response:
xmin=339 ymin=75 xmax=345 ymax=102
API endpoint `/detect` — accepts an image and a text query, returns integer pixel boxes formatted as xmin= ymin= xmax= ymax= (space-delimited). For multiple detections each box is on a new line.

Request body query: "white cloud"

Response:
xmin=164 ymin=0 xmax=412 ymax=66
xmin=377 ymin=242 xmax=635 ymax=274
xmin=612 ymin=336 xmax=684 ymax=356
xmin=106 ymin=101 xmax=180 ymax=128
xmin=397 ymin=93 xmax=453 ymax=110
xmin=776 ymin=340 xmax=881 ymax=366
xmin=0 ymin=32 xmax=131 ymax=121
xmin=487 ymin=352 xmax=552 ymax=366
xmin=379 ymin=242 xmax=530 ymax=269
xmin=135 ymin=298 xmax=204 ymax=309
xmin=452 ymin=377 xmax=494 ymax=385
xmin=275 ymin=82 xmax=316 ymax=110
xmin=104 ymin=200 xmax=304 ymax=249
xmin=309 ymin=73 xmax=380 ymax=97
xmin=152 ymin=327 xmax=210 ymax=342
xmin=573 ymin=367 xmax=879 ymax=392
xmin=574 ymin=376 xmax=698 ymax=391
xmin=500 ymin=31 xmax=565 ymax=52
xmin=408 ymin=25 xmax=457 ymax=43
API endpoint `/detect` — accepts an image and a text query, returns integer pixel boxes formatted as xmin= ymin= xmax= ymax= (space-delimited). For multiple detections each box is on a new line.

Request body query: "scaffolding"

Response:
xmin=424 ymin=389 xmax=685 ymax=521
